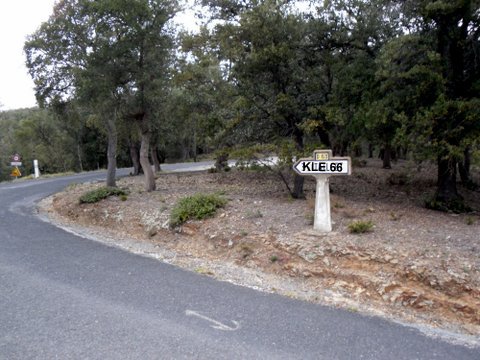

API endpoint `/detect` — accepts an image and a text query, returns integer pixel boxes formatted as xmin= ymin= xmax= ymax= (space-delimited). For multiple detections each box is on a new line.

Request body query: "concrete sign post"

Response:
xmin=293 ymin=150 xmax=351 ymax=232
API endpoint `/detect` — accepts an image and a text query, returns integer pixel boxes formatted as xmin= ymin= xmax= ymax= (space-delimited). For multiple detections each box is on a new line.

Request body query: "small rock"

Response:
xmin=415 ymin=300 xmax=434 ymax=308
xmin=228 ymin=239 xmax=234 ymax=248
xmin=302 ymin=271 xmax=312 ymax=278
xmin=333 ymin=280 xmax=349 ymax=289
xmin=182 ymin=225 xmax=197 ymax=236
xmin=148 ymin=228 xmax=157 ymax=237
xmin=298 ymin=251 xmax=318 ymax=263
xmin=354 ymin=287 xmax=365 ymax=296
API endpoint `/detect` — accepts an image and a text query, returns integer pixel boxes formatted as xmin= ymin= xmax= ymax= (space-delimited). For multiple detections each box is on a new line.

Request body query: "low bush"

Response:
xmin=387 ymin=172 xmax=410 ymax=186
xmin=425 ymin=197 xmax=472 ymax=214
xmin=348 ymin=220 xmax=374 ymax=234
xmin=170 ymin=193 xmax=227 ymax=227
xmin=79 ymin=187 xmax=128 ymax=204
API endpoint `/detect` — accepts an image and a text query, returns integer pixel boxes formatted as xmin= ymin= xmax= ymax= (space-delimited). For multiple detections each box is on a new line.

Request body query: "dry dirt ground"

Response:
xmin=38 ymin=159 xmax=480 ymax=345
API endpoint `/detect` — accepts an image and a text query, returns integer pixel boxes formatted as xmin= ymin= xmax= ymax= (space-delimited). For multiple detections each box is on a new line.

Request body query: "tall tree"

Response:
xmin=201 ymin=0 xmax=325 ymax=198
xmin=392 ymin=0 xmax=480 ymax=210
xmin=25 ymin=0 xmax=178 ymax=190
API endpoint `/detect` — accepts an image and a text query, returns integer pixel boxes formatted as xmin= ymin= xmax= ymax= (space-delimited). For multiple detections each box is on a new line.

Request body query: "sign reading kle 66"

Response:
xmin=293 ymin=150 xmax=351 ymax=176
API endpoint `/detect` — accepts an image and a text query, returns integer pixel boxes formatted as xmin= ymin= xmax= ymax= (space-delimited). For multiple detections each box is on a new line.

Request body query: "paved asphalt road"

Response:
xmin=0 ymin=165 xmax=478 ymax=359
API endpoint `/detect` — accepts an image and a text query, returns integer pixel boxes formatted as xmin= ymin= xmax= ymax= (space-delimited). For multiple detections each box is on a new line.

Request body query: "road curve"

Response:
xmin=0 ymin=167 xmax=478 ymax=359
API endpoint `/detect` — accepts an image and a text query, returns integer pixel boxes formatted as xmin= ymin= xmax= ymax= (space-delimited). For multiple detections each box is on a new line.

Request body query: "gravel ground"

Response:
xmin=38 ymin=159 xmax=480 ymax=344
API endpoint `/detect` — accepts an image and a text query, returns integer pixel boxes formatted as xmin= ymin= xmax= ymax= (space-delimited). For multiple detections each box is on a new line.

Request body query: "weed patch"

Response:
xmin=348 ymin=220 xmax=374 ymax=234
xmin=245 ymin=209 xmax=263 ymax=219
xmin=79 ymin=187 xmax=128 ymax=204
xmin=170 ymin=193 xmax=227 ymax=227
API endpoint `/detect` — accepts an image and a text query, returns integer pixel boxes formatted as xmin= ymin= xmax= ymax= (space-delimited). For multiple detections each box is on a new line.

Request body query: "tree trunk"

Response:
xmin=435 ymin=156 xmax=461 ymax=205
xmin=192 ymin=127 xmax=197 ymax=162
xmin=317 ymin=128 xmax=331 ymax=148
xmin=458 ymin=147 xmax=471 ymax=186
xmin=340 ymin=141 xmax=348 ymax=156
xmin=129 ymin=142 xmax=141 ymax=176
xmin=368 ymin=144 xmax=373 ymax=158
xmin=106 ymin=117 xmax=117 ymax=187
xmin=292 ymin=128 xmax=305 ymax=199
xmin=382 ymin=144 xmax=392 ymax=169
xmin=139 ymin=122 xmax=156 ymax=192
xmin=292 ymin=174 xmax=305 ymax=199
xmin=76 ymin=142 xmax=83 ymax=172
xmin=151 ymin=144 xmax=161 ymax=172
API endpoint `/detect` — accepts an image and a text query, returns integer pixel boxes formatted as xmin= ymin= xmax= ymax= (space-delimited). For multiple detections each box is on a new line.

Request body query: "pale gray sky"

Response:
xmin=0 ymin=0 xmax=57 ymax=110
xmin=0 ymin=0 xmax=197 ymax=111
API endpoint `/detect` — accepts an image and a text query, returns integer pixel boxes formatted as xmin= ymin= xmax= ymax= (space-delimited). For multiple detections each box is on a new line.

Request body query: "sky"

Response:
xmin=0 ymin=0 xmax=58 ymax=110
xmin=0 ymin=0 xmax=197 ymax=111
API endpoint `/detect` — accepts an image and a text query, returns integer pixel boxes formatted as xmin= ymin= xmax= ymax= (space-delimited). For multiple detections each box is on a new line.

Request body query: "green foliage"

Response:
xmin=387 ymin=172 xmax=410 ymax=186
xmin=24 ymin=0 xmax=179 ymax=190
xmin=6 ymin=0 xmax=477 ymax=210
xmin=424 ymin=197 xmax=472 ymax=214
xmin=213 ymin=148 xmax=230 ymax=172
xmin=348 ymin=220 xmax=374 ymax=234
xmin=170 ymin=193 xmax=227 ymax=227
xmin=79 ymin=187 xmax=128 ymax=204
xmin=229 ymin=144 xmax=277 ymax=171
xmin=465 ymin=216 xmax=476 ymax=226
xmin=245 ymin=209 xmax=263 ymax=219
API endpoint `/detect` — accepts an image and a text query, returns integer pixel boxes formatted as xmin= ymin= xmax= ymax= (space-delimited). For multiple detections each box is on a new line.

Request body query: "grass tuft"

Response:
xmin=348 ymin=220 xmax=374 ymax=234
xmin=79 ymin=187 xmax=128 ymax=204
xmin=170 ymin=193 xmax=227 ymax=227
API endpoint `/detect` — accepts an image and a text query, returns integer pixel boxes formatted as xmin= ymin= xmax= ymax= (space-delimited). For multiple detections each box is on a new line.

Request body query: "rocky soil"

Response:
xmin=38 ymin=159 xmax=480 ymax=345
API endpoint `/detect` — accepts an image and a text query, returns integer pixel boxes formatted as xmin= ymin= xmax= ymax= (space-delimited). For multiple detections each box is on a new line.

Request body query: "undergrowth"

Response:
xmin=348 ymin=220 xmax=374 ymax=234
xmin=79 ymin=187 xmax=128 ymax=204
xmin=170 ymin=193 xmax=227 ymax=227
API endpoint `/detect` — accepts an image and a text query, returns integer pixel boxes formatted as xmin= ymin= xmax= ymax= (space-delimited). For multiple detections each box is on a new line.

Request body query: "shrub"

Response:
xmin=245 ymin=209 xmax=263 ymax=219
xmin=351 ymin=158 xmax=367 ymax=167
xmin=348 ymin=220 xmax=374 ymax=234
xmin=170 ymin=193 xmax=227 ymax=227
xmin=214 ymin=149 xmax=230 ymax=172
xmin=425 ymin=197 xmax=472 ymax=213
xmin=79 ymin=187 xmax=128 ymax=204
xmin=387 ymin=172 xmax=410 ymax=185
xmin=465 ymin=216 xmax=475 ymax=225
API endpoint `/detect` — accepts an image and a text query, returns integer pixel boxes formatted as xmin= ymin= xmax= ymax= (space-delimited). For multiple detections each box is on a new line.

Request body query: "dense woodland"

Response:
xmin=0 ymin=0 xmax=479 ymax=212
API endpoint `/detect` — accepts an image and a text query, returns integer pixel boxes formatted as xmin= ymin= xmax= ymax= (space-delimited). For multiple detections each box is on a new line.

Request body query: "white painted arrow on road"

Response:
xmin=185 ymin=310 xmax=241 ymax=331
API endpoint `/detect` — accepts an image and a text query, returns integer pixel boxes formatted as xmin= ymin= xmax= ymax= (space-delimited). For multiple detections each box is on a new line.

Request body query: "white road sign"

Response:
xmin=293 ymin=159 xmax=350 ymax=175
xmin=292 ymin=150 xmax=352 ymax=232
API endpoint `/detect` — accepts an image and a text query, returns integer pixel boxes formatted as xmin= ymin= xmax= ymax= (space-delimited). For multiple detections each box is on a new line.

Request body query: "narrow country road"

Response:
xmin=0 ymin=165 xmax=478 ymax=359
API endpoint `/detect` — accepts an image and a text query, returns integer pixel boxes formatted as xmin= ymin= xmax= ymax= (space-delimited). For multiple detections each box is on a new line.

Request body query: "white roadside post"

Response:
xmin=293 ymin=150 xmax=351 ymax=232
xmin=33 ymin=159 xmax=40 ymax=179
